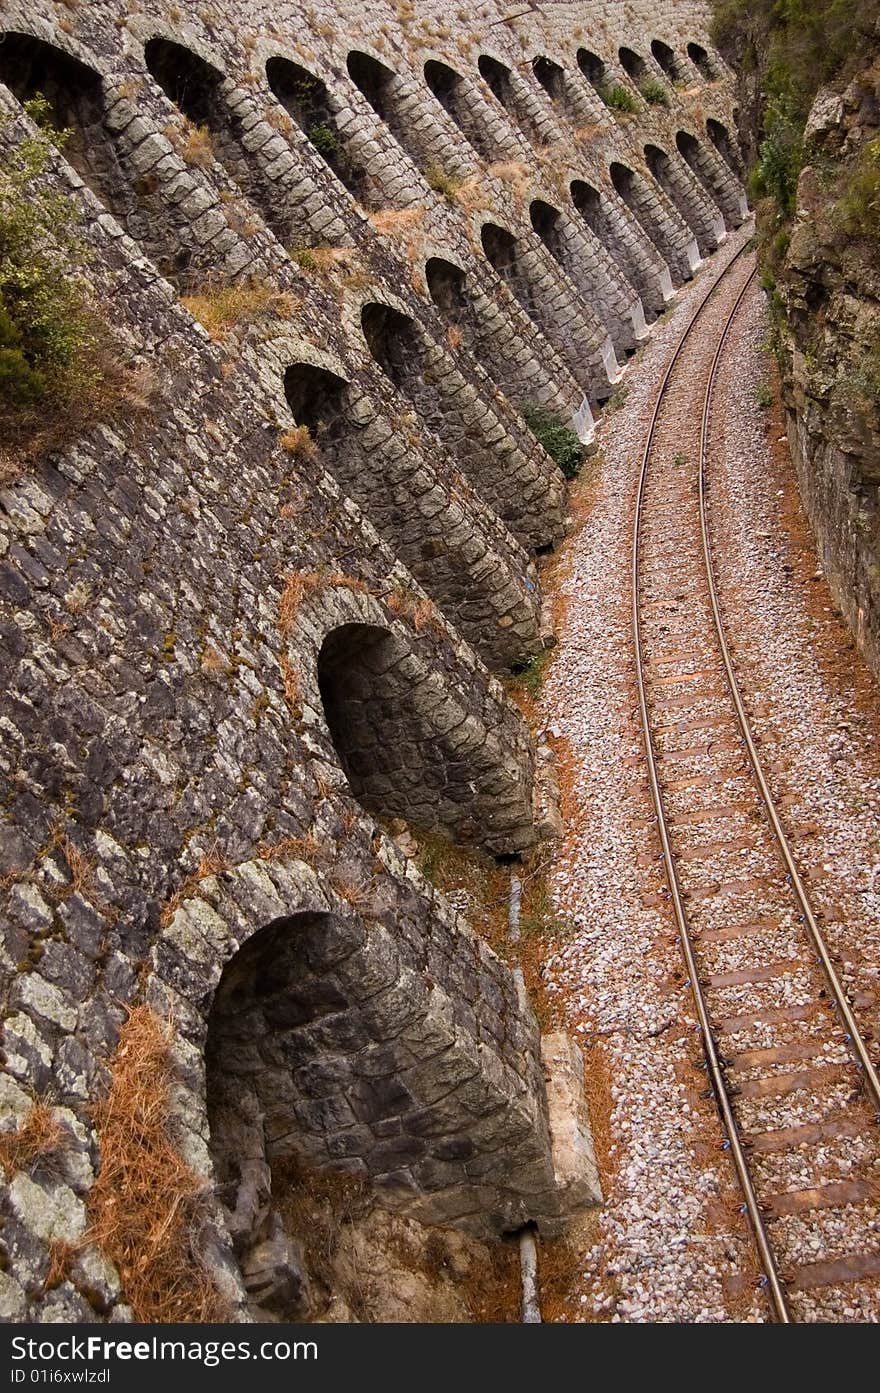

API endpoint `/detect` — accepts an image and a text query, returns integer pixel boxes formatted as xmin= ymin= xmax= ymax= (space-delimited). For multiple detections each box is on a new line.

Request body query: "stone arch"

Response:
xmin=477 ymin=52 xmax=549 ymax=146
xmin=145 ymin=36 xmax=326 ymax=248
xmin=424 ymin=58 xmax=484 ymax=157
xmin=650 ymin=39 xmax=688 ymax=84
xmin=425 ymin=256 xmax=589 ymax=433
xmin=481 ymin=220 xmax=618 ymax=402
xmin=688 ymin=42 xmax=716 ymax=81
xmin=0 ymin=31 xmax=128 ymax=224
xmin=316 ymin=619 xmax=534 ymax=852
xmin=576 ymin=48 xmax=606 ymax=88
xmin=424 ymin=57 xmax=517 ymax=163
xmin=676 ymin=129 xmax=747 ymax=228
xmin=282 ymin=360 xmax=544 ymax=671
xmin=529 ymin=198 xmax=563 ymax=252
xmin=359 ymin=301 xmax=563 ymax=551
xmin=532 ymin=54 xmax=565 ymax=103
xmin=481 ymin=220 xmax=521 ymax=281
xmin=529 ymin=198 xmax=643 ymax=356
xmin=343 ymin=45 xmax=473 ymax=195
xmin=143 ymin=35 xmax=226 ymax=126
xmin=283 ymin=361 xmax=349 ymax=435
xmin=195 ymin=854 xmax=573 ymax=1289
xmin=707 ymin=117 xmax=742 ymax=177
xmin=570 ymin=178 xmax=674 ymax=318
xmin=644 ymin=141 xmax=724 ymax=254
xmin=618 ymin=46 xmax=648 ymax=83
xmin=531 ymin=53 xmax=599 ymax=128
xmin=610 ymin=161 xmax=698 ymax=285
xmin=345 ymin=48 xmax=395 ymax=121
xmin=265 ymin=54 xmax=359 ymax=199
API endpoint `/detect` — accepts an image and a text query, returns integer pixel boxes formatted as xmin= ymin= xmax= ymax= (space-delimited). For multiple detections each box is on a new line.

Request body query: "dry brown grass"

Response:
xmin=367 ymin=207 xmax=424 ymax=236
xmin=61 ymin=837 xmax=96 ymax=899
xmin=0 ymin=340 xmax=155 ymax=488
xmin=487 ymin=160 xmax=532 ymax=204
xmin=256 ymin=832 xmax=330 ymax=866
xmin=278 ymin=654 xmax=302 ymax=716
xmin=160 ymin=848 xmax=230 ymax=928
xmin=181 ymin=279 xmax=299 ymax=341
xmin=0 ymin=1102 xmax=67 ymax=1180
xmin=277 ymin=569 xmax=370 ymax=635
xmin=86 ymin=1006 xmax=220 ymax=1322
xmin=330 ymin=871 xmax=375 ymax=914
xmin=279 ymin=424 xmax=317 ymax=460
xmin=165 ymin=121 xmax=214 ymax=169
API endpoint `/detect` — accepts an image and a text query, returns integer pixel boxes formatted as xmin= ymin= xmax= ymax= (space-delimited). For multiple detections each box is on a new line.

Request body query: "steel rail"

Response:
xmin=699 ymin=274 xmax=880 ymax=1120
xmin=632 ymin=239 xmax=793 ymax=1322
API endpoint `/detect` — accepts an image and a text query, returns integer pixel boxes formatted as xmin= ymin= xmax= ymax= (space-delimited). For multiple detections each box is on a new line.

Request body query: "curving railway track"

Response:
xmin=632 ymin=239 xmax=880 ymax=1322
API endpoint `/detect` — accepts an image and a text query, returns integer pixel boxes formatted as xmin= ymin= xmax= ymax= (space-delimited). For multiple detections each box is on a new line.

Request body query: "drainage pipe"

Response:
xmin=508 ymin=870 xmax=542 ymax=1324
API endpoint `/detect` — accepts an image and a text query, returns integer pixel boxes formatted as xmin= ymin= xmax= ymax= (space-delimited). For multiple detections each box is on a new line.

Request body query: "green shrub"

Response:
xmin=521 ymin=402 xmax=586 ymax=479
xmin=836 ymin=138 xmax=880 ymax=238
xmin=639 ymin=78 xmax=670 ymax=107
xmin=0 ymin=97 xmax=130 ymax=474
xmin=599 ymin=84 xmax=638 ymax=114
xmin=756 ymin=380 xmax=774 ymax=408
xmin=307 ymin=122 xmax=338 ymax=158
xmin=749 ymin=93 xmax=804 ymax=217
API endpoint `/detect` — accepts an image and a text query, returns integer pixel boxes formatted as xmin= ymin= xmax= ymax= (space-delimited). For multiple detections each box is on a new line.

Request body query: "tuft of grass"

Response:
xmin=598 ymin=83 xmax=638 ymax=113
xmin=279 ymin=423 xmax=317 ymax=460
xmin=509 ymin=649 xmax=552 ymax=698
xmin=521 ymin=402 xmax=586 ymax=479
xmin=836 ymin=137 xmax=880 ymax=239
xmin=639 ymin=77 xmax=670 ymax=106
xmin=181 ymin=278 xmax=298 ymax=341
xmin=606 ymin=383 xmax=630 ymax=411
xmin=424 ymin=162 xmax=464 ymax=200
xmin=86 ymin=1006 xmax=220 ymax=1322
xmin=0 ymin=1101 xmax=67 ymax=1180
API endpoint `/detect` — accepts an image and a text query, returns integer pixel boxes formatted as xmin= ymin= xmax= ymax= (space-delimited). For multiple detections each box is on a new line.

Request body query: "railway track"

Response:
xmin=632 ymin=239 xmax=880 ymax=1322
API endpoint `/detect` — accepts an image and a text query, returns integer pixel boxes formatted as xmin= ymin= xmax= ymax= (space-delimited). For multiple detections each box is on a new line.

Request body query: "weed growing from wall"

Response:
xmin=521 ymin=402 xmax=585 ymax=479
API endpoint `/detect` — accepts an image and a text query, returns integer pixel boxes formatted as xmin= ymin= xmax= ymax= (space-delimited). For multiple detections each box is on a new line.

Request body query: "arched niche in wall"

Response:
xmin=610 ymin=159 xmax=693 ymax=284
xmin=266 ymin=54 xmax=360 ymax=199
xmin=0 ymin=31 xmax=127 ymax=222
xmin=576 ymin=48 xmax=606 ymax=89
xmin=650 ymin=39 xmax=687 ymax=84
xmin=283 ymin=361 xmax=350 ymax=438
xmin=532 ymin=54 xmax=565 ymax=103
xmin=317 ymin=621 xmax=534 ymax=851
xmin=706 ymin=117 xmax=742 ymax=177
xmin=143 ymin=36 xmax=225 ymax=128
xmin=425 ymin=256 xmax=468 ymax=317
xmin=477 ymin=52 xmax=514 ymax=108
xmin=480 ymin=220 xmax=520 ymax=281
xmin=424 ymin=58 xmax=506 ymax=163
xmin=360 ymin=301 xmax=418 ymax=390
xmin=687 ymin=42 xmax=716 ymax=81
xmin=618 ymin=46 xmax=648 ymax=83
xmin=529 ymin=198 xmax=564 ymax=259
xmin=676 ymin=129 xmax=744 ymax=228
xmin=346 ymin=49 xmax=395 ymax=122
xmin=205 ymin=905 xmax=387 ymax=1315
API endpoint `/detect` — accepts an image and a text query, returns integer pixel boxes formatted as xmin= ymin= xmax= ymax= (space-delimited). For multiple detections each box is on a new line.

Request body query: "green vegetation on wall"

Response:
xmin=521 ymin=403 xmax=586 ymax=480
xmin=0 ymin=98 xmax=129 ymax=473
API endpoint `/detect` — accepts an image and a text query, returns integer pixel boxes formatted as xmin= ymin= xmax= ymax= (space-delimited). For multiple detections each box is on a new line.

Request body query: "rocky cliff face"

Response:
xmin=773 ymin=61 xmax=880 ymax=677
